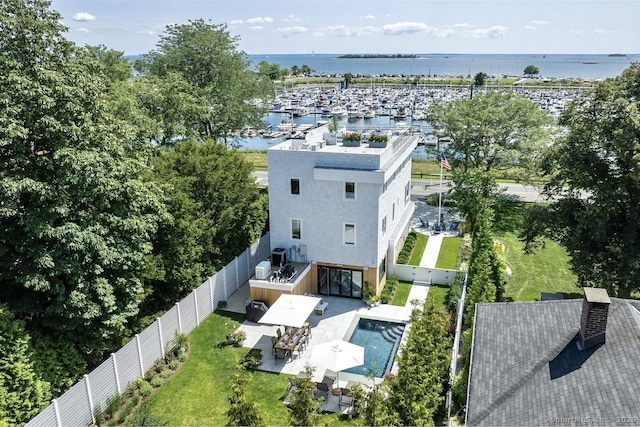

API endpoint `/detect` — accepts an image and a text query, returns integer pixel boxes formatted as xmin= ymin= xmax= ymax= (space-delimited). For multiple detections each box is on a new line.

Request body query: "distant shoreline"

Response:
xmin=337 ymin=54 xmax=418 ymax=59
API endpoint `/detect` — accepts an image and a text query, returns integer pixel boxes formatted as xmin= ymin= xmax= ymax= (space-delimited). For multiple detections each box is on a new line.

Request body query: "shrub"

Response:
xmin=139 ymin=380 xmax=152 ymax=397
xmin=342 ymin=132 xmax=362 ymax=142
xmin=445 ymin=272 xmax=465 ymax=313
xmin=369 ymin=133 xmax=388 ymax=143
xmin=168 ymin=359 xmax=179 ymax=370
xmin=150 ymin=377 xmax=163 ymax=388
xmin=160 ymin=369 xmax=173 ymax=379
xmin=105 ymin=394 xmax=124 ymax=419
xmin=178 ymin=352 xmax=188 ymax=362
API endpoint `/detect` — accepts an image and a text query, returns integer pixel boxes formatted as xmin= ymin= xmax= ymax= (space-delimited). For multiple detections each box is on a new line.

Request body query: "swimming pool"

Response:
xmin=344 ymin=317 xmax=406 ymax=378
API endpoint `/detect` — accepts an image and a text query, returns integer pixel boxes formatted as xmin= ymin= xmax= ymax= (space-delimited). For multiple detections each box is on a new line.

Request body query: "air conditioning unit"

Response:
xmin=255 ymin=261 xmax=271 ymax=280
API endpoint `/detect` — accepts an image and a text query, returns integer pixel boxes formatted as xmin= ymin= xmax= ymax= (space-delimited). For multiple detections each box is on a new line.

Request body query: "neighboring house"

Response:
xmin=466 ymin=287 xmax=640 ymax=426
xmin=249 ymin=124 xmax=419 ymax=305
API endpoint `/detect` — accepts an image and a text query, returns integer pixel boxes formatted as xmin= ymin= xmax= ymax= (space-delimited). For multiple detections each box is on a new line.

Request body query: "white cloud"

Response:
xmin=361 ymin=15 xmax=375 ymax=20
xmin=275 ymin=26 xmax=309 ymax=37
xmin=251 ymin=26 xmax=264 ymax=31
xmin=531 ymin=20 xmax=550 ymax=25
xmin=73 ymin=12 xmax=95 ymax=22
xmin=314 ymin=32 xmax=325 ymax=38
xmin=462 ymin=25 xmax=508 ymax=39
xmin=382 ymin=22 xmax=429 ymax=36
xmin=524 ymin=25 xmax=536 ymax=30
xmin=246 ymin=16 xmax=274 ymax=24
xmin=282 ymin=14 xmax=302 ymax=22
xmin=77 ymin=27 xmax=89 ymax=33
xmin=571 ymin=29 xmax=584 ymax=37
xmin=319 ymin=25 xmax=379 ymax=38
xmin=593 ymin=29 xmax=614 ymax=35
xmin=137 ymin=30 xmax=154 ymax=35
xmin=454 ymin=23 xmax=471 ymax=28
xmin=429 ymin=27 xmax=456 ymax=38
xmin=230 ymin=19 xmax=244 ymax=25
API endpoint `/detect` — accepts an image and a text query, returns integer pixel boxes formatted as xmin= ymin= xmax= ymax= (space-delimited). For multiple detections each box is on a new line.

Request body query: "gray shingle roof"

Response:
xmin=466 ymin=298 xmax=640 ymax=426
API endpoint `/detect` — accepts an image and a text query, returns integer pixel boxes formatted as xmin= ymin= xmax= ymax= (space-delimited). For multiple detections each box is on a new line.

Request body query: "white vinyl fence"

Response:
xmin=27 ymin=233 xmax=270 ymax=427
xmin=391 ymin=263 xmax=460 ymax=285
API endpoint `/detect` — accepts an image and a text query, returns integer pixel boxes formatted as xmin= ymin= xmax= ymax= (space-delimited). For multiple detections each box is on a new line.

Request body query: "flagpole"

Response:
xmin=438 ymin=154 xmax=443 ymax=228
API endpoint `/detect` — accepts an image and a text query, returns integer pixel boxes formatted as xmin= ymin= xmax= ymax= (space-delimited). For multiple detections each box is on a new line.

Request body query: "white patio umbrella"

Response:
xmin=309 ymin=339 xmax=365 ymax=386
xmin=257 ymin=294 xmax=322 ymax=328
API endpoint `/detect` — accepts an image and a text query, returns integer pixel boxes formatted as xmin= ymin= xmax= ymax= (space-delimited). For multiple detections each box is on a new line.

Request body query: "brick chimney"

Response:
xmin=577 ymin=287 xmax=611 ymax=350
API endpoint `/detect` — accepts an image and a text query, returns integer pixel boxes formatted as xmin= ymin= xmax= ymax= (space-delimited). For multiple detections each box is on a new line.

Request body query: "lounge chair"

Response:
xmin=315 ymin=381 xmax=330 ymax=400
xmin=339 ymin=388 xmax=353 ymax=407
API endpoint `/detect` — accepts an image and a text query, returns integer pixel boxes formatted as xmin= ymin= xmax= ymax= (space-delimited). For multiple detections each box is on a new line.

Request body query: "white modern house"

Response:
xmin=250 ymin=125 xmax=419 ymax=305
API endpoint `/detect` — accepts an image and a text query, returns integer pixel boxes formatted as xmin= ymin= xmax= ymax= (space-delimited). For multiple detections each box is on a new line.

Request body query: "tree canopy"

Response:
xmin=524 ymin=65 xmax=540 ymax=77
xmin=428 ymin=91 xmax=554 ymax=228
xmin=0 ymin=0 xmax=164 ymax=353
xmin=135 ymin=20 xmax=273 ymax=144
xmin=141 ymin=140 xmax=268 ymax=312
xmin=521 ymin=64 xmax=640 ymax=298
xmin=474 ymin=72 xmax=488 ymax=86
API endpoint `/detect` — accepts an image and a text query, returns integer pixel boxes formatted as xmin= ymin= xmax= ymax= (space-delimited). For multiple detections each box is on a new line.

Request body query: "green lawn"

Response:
xmin=144 ymin=311 xmax=357 ymax=426
xmin=409 ymin=233 xmax=429 ymax=265
xmin=393 ymin=281 xmax=412 ymax=306
xmin=435 ymin=236 xmax=461 ymax=269
xmin=496 ymin=232 xmax=580 ymax=302
xmin=426 ymin=284 xmax=449 ymax=309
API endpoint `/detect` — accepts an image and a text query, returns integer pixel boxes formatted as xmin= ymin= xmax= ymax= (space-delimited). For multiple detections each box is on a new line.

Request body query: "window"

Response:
xmin=290 ymin=178 xmax=300 ymax=195
xmin=344 ymin=223 xmax=356 ymax=245
xmin=291 ymin=219 xmax=301 ymax=240
xmin=405 ymin=181 xmax=410 ymax=201
xmin=382 ymin=215 xmax=387 ymax=235
xmin=345 ymin=182 xmax=355 ymax=199
xmin=392 ymin=202 xmax=396 ymax=221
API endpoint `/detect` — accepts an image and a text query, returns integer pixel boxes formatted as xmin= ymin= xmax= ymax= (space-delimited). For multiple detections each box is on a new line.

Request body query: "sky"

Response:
xmin=50 ymin=0 xmax=640 ymax=56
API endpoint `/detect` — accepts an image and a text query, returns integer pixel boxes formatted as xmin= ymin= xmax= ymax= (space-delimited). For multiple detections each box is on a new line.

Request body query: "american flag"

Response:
xmin=440 ymin=153 xmax=452 ymax=171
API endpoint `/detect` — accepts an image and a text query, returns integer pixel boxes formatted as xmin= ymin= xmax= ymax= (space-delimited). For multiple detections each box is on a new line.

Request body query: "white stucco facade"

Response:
xmin=267 ymin=125 xmax=418 ymax=283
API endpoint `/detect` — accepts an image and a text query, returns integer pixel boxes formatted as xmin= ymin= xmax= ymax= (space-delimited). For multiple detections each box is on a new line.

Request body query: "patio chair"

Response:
xmin=339 ymin=388 xmax=353 ymax=407
xmin=271 ymin=336 xmax=278 ymax=354
xmin=275 ymin=348 xmax=290 ymax=363
xmin=287 ymin=377 xmax=297 ymax=393
xmin=276 ymin=327 xmax=282 ymax=339
xmin=292 ymin=342 xmax=304 ymax=358
xmin=315 ymin=381 xmax=330 ymax=400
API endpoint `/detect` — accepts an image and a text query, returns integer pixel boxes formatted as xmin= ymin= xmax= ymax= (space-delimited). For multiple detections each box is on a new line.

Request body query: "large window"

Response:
xmin=405 ymin=181 xmax=410 ymax=201
xmin=344 ymin=223 xmax=356 ymax=245
xmin=345 ymin=182 xmax=355 ymax=199
xmin=291 ymin=219 xmax=301 ymax=240
xmin=290 ymin=178 xmax=300 ymax=195
xmin=382 ymin=215 xmax=387 ymax=235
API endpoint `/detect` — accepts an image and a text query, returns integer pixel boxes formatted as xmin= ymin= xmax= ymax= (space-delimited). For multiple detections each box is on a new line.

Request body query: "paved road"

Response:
xmin=251 ymin=171 xmax=545 ymax=203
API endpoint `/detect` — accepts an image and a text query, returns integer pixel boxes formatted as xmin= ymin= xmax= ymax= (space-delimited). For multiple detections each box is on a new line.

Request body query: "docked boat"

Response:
xmin=330 ymin=106 xmax=348 ymax=118
xmin=348 ymin=107 xmax=364 ymax=119
xmin=276 ymin=120 xmax=295 ymax=132
xmin=363 ymin=108 xmax=376 ymax=119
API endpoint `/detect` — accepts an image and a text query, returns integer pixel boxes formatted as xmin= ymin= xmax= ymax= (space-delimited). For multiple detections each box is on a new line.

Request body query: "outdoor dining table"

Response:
xmin=273 ymin=326 xmax=305 ymax=351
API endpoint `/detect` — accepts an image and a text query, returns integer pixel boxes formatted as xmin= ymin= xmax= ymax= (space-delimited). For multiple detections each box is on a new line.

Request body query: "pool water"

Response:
xmin=344 ymin=318 xmax=405 ymax=378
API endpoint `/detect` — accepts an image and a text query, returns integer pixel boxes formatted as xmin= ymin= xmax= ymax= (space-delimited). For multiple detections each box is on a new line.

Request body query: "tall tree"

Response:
xmin=142 ymin=140 xmax=267 ymax=311
xmin=521 ymin=64 xmax=640 ymax=298
xmin=523 ymin=65 xmax=540 ymax=77
xmin=137 ymin=20 xmax=273 ymax=145
xmin=0 ymin=0 xmax=164 ymax=353
xmin=428 ymin=91 xmax=553 ymax=228
xmin=474 ymin=72 xmax=488 ymax=86
xmin=384 ymin=300 xmax=451 ymax=426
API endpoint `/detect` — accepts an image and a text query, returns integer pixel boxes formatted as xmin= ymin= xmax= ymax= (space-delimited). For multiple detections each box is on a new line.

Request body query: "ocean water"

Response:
xmin=248 ymin=53 xmax=638 ymax=80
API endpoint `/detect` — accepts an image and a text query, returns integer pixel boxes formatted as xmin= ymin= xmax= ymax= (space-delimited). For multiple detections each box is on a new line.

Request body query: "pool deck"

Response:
xmin=226 ymin=283 xmax=430 ymax=414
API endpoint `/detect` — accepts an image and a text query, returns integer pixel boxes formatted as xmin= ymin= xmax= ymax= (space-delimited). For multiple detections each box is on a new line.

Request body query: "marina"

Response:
xmin=238 ymin=83 xmax=588 ymax=155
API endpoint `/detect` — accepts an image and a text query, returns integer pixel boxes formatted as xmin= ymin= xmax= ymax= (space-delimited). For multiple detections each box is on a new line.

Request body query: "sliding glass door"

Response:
xmin=317 ymin=266 xmax=363 ymax=299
